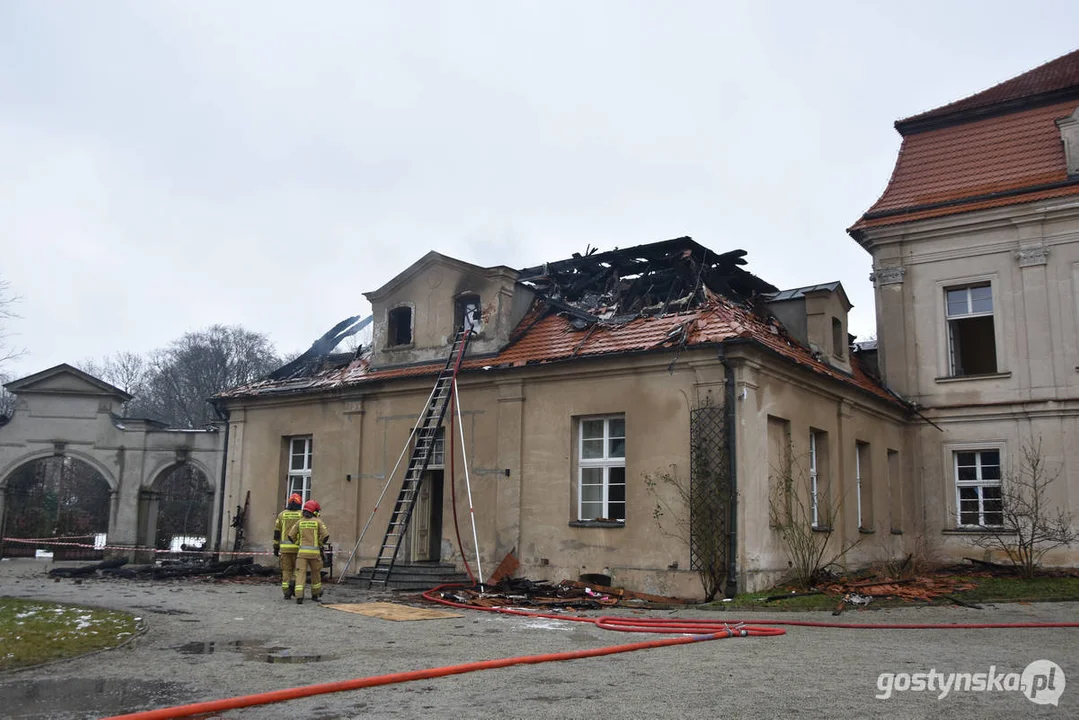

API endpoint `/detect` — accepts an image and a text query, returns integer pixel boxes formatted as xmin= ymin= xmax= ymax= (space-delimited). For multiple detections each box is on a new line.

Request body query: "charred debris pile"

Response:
xmin=516 ymin=237 xmax=778 ymax=326
xmin=48 ymin=557 xmax=276 ymax=582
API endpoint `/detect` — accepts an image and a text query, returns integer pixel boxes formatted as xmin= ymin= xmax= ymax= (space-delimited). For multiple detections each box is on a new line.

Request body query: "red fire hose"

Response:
xmin=103 ymin=583 xmax=1079 ymax=720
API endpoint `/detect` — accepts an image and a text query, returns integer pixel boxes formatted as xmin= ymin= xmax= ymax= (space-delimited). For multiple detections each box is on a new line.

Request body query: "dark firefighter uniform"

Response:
xmin=286 ymin=511 xmax=329 ymax=604
xmin=273 ymin=497 xmax=303 ymax=599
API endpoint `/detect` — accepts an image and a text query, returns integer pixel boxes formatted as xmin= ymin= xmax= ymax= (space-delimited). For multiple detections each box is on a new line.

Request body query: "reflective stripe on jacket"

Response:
xmin=274 ymin=510 xmax=303 ymax=552
xmin=287 ymin=518 xmax=329 ymax=558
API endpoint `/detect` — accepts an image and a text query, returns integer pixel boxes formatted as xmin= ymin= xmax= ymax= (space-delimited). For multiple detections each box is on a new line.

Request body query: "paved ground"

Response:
xmin=0 ymin=558 xmax=1076 ymax=719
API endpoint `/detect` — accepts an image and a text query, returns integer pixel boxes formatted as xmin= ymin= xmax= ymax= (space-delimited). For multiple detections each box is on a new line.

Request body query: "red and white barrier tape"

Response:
xmin=1 ymin=536 xmax=277 ymax=557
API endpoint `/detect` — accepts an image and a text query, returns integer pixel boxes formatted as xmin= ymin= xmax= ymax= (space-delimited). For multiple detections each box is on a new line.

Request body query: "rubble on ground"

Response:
xmin=432 ymin=577 xmax=693 ymax=610
xmin=48 ymin=557 xmax=277 ymax=581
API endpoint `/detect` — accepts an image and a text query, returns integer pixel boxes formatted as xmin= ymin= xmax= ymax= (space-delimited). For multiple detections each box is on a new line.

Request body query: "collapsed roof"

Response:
xmin=516 ymin=236 xmax=776 ymax=324
xmin=218 ymin=237 xmax=901 ymax=408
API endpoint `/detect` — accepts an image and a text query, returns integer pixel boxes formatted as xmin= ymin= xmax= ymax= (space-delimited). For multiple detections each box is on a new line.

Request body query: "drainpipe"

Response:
xmin=211 ymin=400 xmax=231 ymax=557
xmin=717 ymin=342 xmax=738 ymax=597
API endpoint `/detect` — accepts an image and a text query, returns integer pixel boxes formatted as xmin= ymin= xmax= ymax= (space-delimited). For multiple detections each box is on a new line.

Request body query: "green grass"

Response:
xmin=703 ymin=575 xmax=1079 ymax=612
xmin=0 ymin=597 xmax=143 ymax=670
xmin=952 ymin=575 xmax=1079 ymax=603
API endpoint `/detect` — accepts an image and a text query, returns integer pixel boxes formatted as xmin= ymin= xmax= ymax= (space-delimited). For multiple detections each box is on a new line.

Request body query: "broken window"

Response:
xmin=387 ymin=306 xmax=413 ymax=347
xmin=832 ymin=317 xmax=845 ymax=359
xmin=578 ymin=415 xmax=626 ymax=522
xmin=287 ymin=436 xmax=313 ymax=503
xmin=955 ymin=449 xmax=1003 ymax=527
xmin=946 ymin=284 xmax=996 ymax=376
xmin=454 ymin=293 xmax=481 ymax=334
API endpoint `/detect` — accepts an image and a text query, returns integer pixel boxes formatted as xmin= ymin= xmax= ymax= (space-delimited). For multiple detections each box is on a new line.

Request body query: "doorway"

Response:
xmin=409 ymin=469 xmax=444 ymax=563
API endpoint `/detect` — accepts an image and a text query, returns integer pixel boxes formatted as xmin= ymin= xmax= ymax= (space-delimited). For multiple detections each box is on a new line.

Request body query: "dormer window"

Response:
xmin=1057 ymin=106 xmax=1079 ymax=176
xmin=387 ymin=306 xmax=413 ymax=347
xmin=831 ymin=317 xmax=845 ymax=359
xmin=454 ymin=293 xmax=481 ymax=333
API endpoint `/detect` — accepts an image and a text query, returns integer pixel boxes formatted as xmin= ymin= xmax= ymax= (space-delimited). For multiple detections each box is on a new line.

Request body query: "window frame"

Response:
xmin=954 ymin=448 xmax=1004 ymax=528
xmin=943 ymin=280 xmax=998 ymax=377
xmin=855 ymin=441 xmax=863 ymax=529
xmin=454 ymin=292 xmax=482 ymax=334
xmin=577 ymin=415 xmax=626 ymax=523
xmin=809 ymin=431 xmax=820 ymax=527
xmin=287 ymin=436 xmax=313 ymax=503
xmin=387 ymin=304 xmax=414 ymax=347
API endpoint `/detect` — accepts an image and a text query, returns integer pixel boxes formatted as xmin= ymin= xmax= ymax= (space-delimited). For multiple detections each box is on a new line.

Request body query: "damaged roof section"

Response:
xmin=516 ymin=236 xmax=777 ymax=324
xmin=219 ymin=236 xmax=905 ymax=410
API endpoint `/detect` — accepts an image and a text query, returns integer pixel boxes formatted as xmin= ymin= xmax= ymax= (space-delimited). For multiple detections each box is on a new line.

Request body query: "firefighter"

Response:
xmin=273 ymin=493 xmax=304 ymax=600
xmin=286 ymin=500 xmax=329 ymax=604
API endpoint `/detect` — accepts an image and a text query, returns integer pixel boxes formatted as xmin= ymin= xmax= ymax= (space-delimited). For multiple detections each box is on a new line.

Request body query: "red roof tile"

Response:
xmin=851 ymin=98 xmax=1079 ymax=232
xmin=222 ymin=299 xmax=903 ymax=409
xmin=898 ymin=49 xmax=1079 ymax=129
xmin=852 ymin=50 xmax=1079 ymax=233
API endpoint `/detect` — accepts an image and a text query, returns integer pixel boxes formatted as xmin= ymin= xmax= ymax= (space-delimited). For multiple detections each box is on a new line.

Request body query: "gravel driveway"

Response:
xmin=0 ymin=558 xmax=1076 ymax=719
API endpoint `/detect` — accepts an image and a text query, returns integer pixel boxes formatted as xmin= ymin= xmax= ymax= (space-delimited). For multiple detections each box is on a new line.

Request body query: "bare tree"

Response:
xmin=138 ymin=325 xmax=281 ymax=427
xmin=78 ymin=352 xmax=149 ymax=417
xmin=0 ymin=377 xmax=15 ymax=418
xmin=769 ymin=458 xmax=863 ymax=589
xmin=969 ymin=439 xmax=1077 ymax=578
xmin=0 ymin=278 xmax=24 ymax=419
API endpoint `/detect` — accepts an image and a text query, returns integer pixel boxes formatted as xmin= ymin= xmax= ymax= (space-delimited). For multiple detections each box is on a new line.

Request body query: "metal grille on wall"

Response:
xmin=688 ymin=403 xmax=731 ymax=573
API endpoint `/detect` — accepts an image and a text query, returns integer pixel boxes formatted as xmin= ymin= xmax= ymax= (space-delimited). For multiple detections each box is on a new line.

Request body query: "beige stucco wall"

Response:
xmin=860 ymin=197 xmax=1079 ymax=567
xmin=221 ymin=341 xmax=911 ymax=598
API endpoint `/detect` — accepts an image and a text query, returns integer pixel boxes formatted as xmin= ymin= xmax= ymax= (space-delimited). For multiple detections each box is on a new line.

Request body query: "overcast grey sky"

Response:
xmin=2 ymin=1 xmax=1077 ymax=379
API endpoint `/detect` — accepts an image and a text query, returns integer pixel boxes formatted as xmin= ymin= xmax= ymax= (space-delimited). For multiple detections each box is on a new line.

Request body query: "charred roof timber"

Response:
xmin=516 ymin=237 xmax=777 ymax=324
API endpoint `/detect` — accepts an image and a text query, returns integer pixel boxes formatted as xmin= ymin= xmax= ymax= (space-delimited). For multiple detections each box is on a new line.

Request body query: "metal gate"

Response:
xmin=1 ymin=457 xmax=110 ymax=560
xmin=153 ymin=464 xmax=212 ymax=551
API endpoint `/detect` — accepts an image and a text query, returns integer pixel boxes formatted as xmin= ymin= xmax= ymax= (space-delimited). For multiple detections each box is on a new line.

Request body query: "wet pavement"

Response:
xmin=1 ymin=558 xmax=1078 ymax=719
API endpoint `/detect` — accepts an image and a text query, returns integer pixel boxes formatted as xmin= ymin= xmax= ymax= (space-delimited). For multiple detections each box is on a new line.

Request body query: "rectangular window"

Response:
xmin=856 ymin=441 xmax=872 ymax=530
xmin=287 ymin=436 xmax=313 ymax=502
xmin=421 ymin=427 xmax=446 ymax=469
xmin=388 ymin=306 xmax=413 ymax=346
xmin=578 ymin=415 xmax=626 ymax=522
xmin=955 ymin=449 xmax=1003 ymax=527
xmin=887 ymin=449 xmax=901 ymax=533
xmin=454 ymin=293 xmax=482 ymax=334
xmin=767 ymin=416 xmax=792 ymax=527
xmin=809 ymin=432 xmax=820 ymax=527
xmin=946 ymin=284 xmax=997 ymax=376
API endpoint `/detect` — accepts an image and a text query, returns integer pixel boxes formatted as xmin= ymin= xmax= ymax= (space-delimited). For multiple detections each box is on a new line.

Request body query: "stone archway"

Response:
xmin=1 ymin=456 xmax=112 ymax=560
xmin=140 ymin=463 xmax=214 ymax=553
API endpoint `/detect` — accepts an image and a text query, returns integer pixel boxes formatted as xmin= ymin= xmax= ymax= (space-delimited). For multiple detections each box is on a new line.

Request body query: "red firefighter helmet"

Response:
xmin=288 ymin=493 xmax=303 ymax=506
xmin=303 ymin=500 xmax=321 ymax=514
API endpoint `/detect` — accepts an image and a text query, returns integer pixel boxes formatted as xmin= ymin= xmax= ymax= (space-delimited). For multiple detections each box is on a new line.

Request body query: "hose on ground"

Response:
xmin=103 ymin=582 xmax=1079 ymax=720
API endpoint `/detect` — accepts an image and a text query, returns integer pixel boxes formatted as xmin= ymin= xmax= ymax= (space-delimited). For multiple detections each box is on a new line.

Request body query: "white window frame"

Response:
xmin=287 ymin=436 xmax=313 ymax=503
xmin=954 ymin=448 xmax=1003 ymax=527
xmin=809 ymin=431 xmax=820 ymax=527
xmin=855 ymin=442 xmax=863 ymax=529
xmin=577 ymin=415 xmax=626 ymax=522
xmin=945 ymin=282 xmax=995 ymax=376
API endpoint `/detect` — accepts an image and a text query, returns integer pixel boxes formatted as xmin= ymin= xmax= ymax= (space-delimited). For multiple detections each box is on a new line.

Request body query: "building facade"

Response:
xmin=218 ymin=238 xmax=913 ymax=598
xmin=849 ymin=49 xmax=1079 ymax=566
